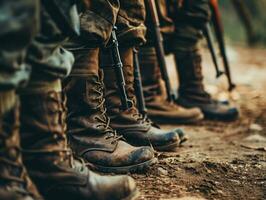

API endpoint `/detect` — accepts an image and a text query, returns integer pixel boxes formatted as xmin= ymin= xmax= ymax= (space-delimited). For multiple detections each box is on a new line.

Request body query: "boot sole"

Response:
xmin=88 ymin=157 xmax=158 ymax=174
xmin=204 ymin=112 xmax=239 ymax=121
xmin=149 ymin=113 xmax=204 ymax=125
xmin=153 ymin=128 xmax=188 ymax=151
xmin=154 ymin=141 xmax=180 ymax=151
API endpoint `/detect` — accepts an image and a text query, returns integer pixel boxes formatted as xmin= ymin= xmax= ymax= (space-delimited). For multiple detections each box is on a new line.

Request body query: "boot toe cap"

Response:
xmin=148 ymin=127 xmax=181 ymax=150
xmin=203 ymin=105 xmax=239 ymax=121
xmin=131 ymin=146 xmax=155 ymax=164
xmin=83 ymin=141 xmax=155 ymax=173
xmin=90 ymin=171 xmax=138 ymax=200
xmin=174 ymin=128 xmax=188 ymax=144
xmin=105 ymin=175 xmax=138 ymax=200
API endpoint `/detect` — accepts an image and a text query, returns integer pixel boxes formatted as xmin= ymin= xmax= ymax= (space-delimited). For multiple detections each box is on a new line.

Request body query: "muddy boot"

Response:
xmin=138 ymin=47 xmax=203 ymax=124
xmin=175 ymin=50 xmax=239 ymax=121
xmin=101 ymin=47 xmax=186 ymax=151
xmin=20 ymin=85 xmax=139 ymax=200
xmin=0 ymin=91 xmax=43 ymax=200
xmin=63 ymin=48 xmax=156 ymax=173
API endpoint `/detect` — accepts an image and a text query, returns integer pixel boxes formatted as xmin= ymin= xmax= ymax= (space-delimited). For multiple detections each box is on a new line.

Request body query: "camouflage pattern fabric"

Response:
xmin=0 ymin=0 xmax=39 ymax=91
xmin=26 ymin=6 xmax=75 ymax=81
xmin=69 ymin=0 xmax=146 ymax=48
xmin=0 ymin=0 xmax=79 ymax=90
xmin=145 ymin=0 xmax=211 ymax=53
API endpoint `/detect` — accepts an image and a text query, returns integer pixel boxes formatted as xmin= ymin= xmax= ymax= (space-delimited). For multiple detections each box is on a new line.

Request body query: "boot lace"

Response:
xmin=22 ymin=93 xmax=76 ymax=169
xmin=93 ymin=80 xmax=123 ymax=144
xmin=0 ymin=120 xmax=33 ymax=196
xmin=125 ymin=71 xmax=152 ymax=125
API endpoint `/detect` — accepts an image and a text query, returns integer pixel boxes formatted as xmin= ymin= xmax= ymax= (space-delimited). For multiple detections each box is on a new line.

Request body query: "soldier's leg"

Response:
xmin=0 ymin=1 xmax=43 ymax=199
xmin=167 ymin=0 xmax=239 ymax=121
xmin=100 ymin=0 xmax=186 ymax=151
xmin=138 ymin=46 xmax=203 ymax=124
xmin=136 ymin=0 xmax=203 ymax=124
xmin=19 ymin=3 xmax=138 ymax=200
xmin=0 ymin=1 xmax=44 ymax=200
xmin=63 ymin=0 xmax=156 ymax=174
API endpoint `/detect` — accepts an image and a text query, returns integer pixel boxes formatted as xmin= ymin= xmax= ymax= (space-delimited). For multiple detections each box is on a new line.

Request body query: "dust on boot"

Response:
xmin=101 ymin=47 xmax=186 ymax=151
xmin=138 ymin=47 xmax=203 ymax=124
xmin=20 ymin=86 xmax=139 ymax=200
xmin=64 ymin=48 xmax=156 ymax=174
xmin=175 ymin=50 xmax=239 ymax=121
xmin=0 ymin=93 xmax=43 ymax=200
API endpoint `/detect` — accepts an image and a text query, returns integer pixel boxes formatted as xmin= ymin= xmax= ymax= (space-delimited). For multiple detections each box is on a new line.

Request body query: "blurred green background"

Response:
xmin=219 ymin=0 xmax=266 ymax=47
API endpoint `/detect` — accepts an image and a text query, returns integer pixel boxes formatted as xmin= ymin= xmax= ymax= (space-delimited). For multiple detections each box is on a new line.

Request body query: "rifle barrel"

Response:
xmin=203 ymin=23 xmax=223 ymax=78
xmin=210 ymin=0 xmax=236 ymax=91
xmin=146 ymin=0 xmax=175 ymax=102
xmin=133 ymin=48 xmax=147 ymax=115
xmin=110 ymin=29 xmax=130 ymax=109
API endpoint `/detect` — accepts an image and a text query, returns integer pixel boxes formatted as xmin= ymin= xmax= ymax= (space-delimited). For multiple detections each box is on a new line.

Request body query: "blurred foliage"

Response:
xmin=219 ymin=0 xmax=266 ymax=47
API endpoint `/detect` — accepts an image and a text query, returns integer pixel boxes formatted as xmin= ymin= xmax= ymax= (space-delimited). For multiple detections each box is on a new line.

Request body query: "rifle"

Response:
xmin=109 ymin=28 xmax=131 ymax=110
xmin=133 ymin=47 xmax=148 ymax=116
xmin=209 ymin=0 xmax=236 ymax=91
xmin=203 ymin=23 xmax=224 ymax=78
xmin=145 ymin=0 xmax=175 ymax=102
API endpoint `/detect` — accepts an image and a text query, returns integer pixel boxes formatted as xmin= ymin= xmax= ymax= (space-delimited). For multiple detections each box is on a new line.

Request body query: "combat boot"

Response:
xmin=64 ymin=48 xmax=156 ymax=173
xmin=175 ymin=50 xmax=239 ymax=121
xmin=138 ymin=47 xmax=203 ymax=124
xmin=0 ymin=94 xmax=43 ymax=200
xmin=101 ymin=47 xmax=186 ymax=151
xmin=20 ymin=89 xmax=139 ymax=200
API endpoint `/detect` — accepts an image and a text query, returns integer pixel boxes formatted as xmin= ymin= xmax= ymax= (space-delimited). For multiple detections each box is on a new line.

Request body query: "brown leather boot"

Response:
xmin=20 ymin=90 xmax=139 ymax=200
xmin=63 ymin=48 xmax=156 ymax=174
xmin=175 ymin=50 xmax=239 ymax=121
xmin=101 ymin=47 xmax=186 ymax=151
xmin=0 ymin=100 xmax=43 ymax=200
xmin=138 ymin=47 xmax=203 ymax=124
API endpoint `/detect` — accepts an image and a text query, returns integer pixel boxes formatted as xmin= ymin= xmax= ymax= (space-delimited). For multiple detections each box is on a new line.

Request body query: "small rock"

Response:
xmin=249 ymin=123 xmax=263 ymax=132
xmin=216 ymin=189 xmax=225 ymax=195
xmin=243 ymin=134 xmax=266 ymax=142
xmin=230 ymin=179 xmax=241 ymax=184
xmin=157 ymin=167 xmax=168 ymax=176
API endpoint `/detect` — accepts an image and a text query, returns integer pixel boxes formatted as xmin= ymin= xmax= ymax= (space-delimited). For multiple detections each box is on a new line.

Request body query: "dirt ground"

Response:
xmin=132 ymin=46 xmax=266 ymax=200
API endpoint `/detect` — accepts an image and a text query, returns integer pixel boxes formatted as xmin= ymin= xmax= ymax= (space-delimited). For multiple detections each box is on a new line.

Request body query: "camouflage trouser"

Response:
xmin=0 ymin=0 xmax=78 ymax=91
xmin=0 ymin=0 xmax=39 ymax=91
xmin=68 ymin=0 xmax=146 ymax=49
xmin=146 ymin=0 xmax=211 ymax=53
xmin=25 ymin=6 xmax=75 ymax=83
